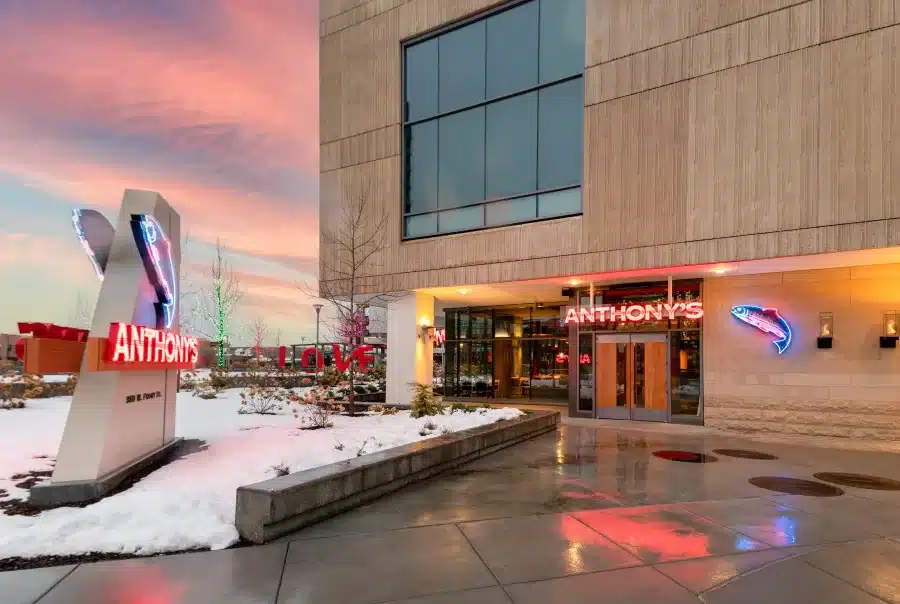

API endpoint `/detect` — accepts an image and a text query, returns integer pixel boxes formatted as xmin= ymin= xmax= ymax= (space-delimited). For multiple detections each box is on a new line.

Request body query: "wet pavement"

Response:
xmin=6 ymin=423 xmax=900 ymax=603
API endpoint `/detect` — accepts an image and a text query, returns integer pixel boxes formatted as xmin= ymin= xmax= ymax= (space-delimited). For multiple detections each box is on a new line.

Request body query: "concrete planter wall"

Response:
xmin=235 ymin=410 xmax=559 ymax=543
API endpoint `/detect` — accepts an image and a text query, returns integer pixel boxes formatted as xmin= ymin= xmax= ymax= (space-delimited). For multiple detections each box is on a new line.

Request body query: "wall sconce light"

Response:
xmin=817 ymin=312 xmax=833 ymax=349
xmin=881 ymin=312 xmax=898 ymax=348
xmin=419 ymin=323 xmax=435 ymax=343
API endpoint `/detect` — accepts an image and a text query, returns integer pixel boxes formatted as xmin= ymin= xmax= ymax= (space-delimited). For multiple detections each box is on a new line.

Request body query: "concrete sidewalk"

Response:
xmin=5 ymin=423 xmax=900 ymax=603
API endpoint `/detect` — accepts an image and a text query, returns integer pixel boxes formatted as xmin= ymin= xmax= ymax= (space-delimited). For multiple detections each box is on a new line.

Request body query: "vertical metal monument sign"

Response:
xmin=30 ymin=189 xmax=187 ymax=506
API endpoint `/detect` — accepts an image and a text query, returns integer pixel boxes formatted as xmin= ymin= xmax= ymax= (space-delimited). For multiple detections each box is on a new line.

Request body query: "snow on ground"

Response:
xmin=0 ymin=389 xmax=521 ymax=559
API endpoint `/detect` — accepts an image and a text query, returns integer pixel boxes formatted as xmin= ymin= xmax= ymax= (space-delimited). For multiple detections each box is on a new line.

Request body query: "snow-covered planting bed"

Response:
xmin=0 ymin=389 xmax=521 ymax=560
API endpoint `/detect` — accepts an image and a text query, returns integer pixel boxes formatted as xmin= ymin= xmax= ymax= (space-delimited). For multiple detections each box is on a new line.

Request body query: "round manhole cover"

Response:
xmin=713 ymin=449 xmax=779 ymax=460
xmin=652 ymin=450 xmax=718 ymax=463
xmin=749 ymin=476 xmax=844 ymax=497
xmin=813 ymin=472 xmax=900 ymax=491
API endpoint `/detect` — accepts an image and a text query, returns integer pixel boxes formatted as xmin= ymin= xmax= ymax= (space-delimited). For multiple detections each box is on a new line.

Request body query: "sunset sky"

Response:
xmin=0 ymin=0 xmax=320 ymax=345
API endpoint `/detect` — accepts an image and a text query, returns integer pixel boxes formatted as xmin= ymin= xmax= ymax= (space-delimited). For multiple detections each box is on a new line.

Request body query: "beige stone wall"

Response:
xmin=703 ymin=264 xmax=900 ymax=440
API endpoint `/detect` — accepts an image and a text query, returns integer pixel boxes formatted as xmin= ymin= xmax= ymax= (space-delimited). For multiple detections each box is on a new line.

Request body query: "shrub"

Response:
xmin=380 ymin=406 xmax=399 ymax=416
xmin=449 ymin=402 xmax=467 ymax=414
xmin=366 ymin=365 xmax=387 ymax=381
xmin=0 ymin=375 xmax=25 ymax=410
xmin=368 ymin=404 xmax=384 ymax=414
xmin=298 ymin=388 xmax=336 ymax=428
xmin=195 ymin=384 xmax=222 ymax=399
xmin=21 ymin=374 xmax=49 ymax=399
xmin=423 ymin=420 xmax=437 ymax=431
xmin=179 ymin=370 xmax=198 ymax=392
xmin=367 ymin=384 xmax=380 ymax=393
xmin=318 ymin=368 xmax=342 ymax=388
xmin=60 ymin=374 xmax=78 ymax=396
xmin=209 ymin=368 xmax=232 ymax=390
xmin=300 ymin=377 xmax=312 ymax=387
xmin=409 ymin=382 xmax=444 ymax=418
xmin=269 ymin=463 xmax=291 ymax=477
xmin=238 ymin=382 xmax=285 ymax=415
xmin=354 ymin=384 xmax=369 ymax=395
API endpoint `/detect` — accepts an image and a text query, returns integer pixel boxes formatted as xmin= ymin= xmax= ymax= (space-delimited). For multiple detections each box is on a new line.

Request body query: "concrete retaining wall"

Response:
xmin=235 ymin=410 xmax=559 ymax=544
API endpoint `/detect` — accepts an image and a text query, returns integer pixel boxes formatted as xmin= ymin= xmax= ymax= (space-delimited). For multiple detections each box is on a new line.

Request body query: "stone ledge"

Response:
xmin=235 ymin=410 xmax=559 ymax=544
xmin=29 ymin=437 xmax=183 ymax=507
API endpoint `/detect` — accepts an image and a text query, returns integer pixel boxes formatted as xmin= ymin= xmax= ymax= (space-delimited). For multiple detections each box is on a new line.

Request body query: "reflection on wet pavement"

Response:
xmin=13 ymin=423 xmax=900 ymax=603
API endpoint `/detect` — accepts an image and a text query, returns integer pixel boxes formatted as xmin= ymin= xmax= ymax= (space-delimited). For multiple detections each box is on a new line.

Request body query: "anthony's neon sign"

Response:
xmin=106 ymin=322 xmax=199 ymax=368
xmin=564 ymin=302 xmax=704 ymax=324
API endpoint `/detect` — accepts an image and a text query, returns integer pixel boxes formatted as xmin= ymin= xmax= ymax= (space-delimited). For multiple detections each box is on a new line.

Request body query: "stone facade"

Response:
xmin=703 ymin=264 xmax=900 ymax=440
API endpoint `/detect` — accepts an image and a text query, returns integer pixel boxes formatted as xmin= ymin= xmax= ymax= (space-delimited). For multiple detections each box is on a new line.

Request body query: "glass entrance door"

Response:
xmin=594 ymin=334 xmax=668 ymax=422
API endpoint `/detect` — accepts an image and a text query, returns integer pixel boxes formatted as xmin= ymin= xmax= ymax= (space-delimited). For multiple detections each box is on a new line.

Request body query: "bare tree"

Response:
xmin=305 ymin=183 xmax=401 ymax=414
xmin=250 ymin=316 xmax=269 ymax=361
xmin=194 ymin=240 xmax=244 ymax=368
xmin=178 ymin=229 xmax=197 ymax=335
xmin=69 ymin=290 xmax=92 ymax=329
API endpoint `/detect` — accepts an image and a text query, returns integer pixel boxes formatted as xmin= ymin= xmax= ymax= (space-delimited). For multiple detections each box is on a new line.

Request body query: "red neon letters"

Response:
xmin=106 ymin=323 xmax=199 ymax=366
xmin=299 ymin=345 xmax=375 ymax=372
xmin=564 ymin=301 xmax=704 ymax=324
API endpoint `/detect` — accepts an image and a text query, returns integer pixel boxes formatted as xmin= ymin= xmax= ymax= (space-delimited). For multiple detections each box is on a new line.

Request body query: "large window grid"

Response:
xmin=402 ymin=0 xmax=585 ymax=239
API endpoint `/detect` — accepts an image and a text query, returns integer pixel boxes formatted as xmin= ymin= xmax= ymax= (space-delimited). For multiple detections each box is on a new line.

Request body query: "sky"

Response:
xmin=0 ymin=0 xmax=321 ymax=345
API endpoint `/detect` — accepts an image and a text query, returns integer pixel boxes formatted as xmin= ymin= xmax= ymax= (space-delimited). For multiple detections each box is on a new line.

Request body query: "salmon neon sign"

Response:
xmin=564 ymin=302 xmax=704 ymax=324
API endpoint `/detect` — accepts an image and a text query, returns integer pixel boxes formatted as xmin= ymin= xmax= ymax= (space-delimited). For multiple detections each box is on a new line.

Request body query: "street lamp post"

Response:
xmin=313 ymin=303 xmax=323 ymax=385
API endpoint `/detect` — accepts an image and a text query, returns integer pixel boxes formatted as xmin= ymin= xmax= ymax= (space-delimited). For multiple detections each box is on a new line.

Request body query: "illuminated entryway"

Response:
xmin=594 ymin=333 xmax=668 ymax=422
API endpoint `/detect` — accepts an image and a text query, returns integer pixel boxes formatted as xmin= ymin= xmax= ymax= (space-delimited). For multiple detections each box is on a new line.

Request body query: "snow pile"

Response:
xmin=0 ymin=391 xmax=521 ymax=559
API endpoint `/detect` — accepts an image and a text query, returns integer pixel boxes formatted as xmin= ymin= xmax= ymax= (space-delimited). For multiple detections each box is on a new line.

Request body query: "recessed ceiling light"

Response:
xmin=569 ymin=279 xmax=579 ymax=286
xmin=458 ymin=288 xmax=468 ymax=295
xmin=713 ymin=267 xmax=727 ymax=275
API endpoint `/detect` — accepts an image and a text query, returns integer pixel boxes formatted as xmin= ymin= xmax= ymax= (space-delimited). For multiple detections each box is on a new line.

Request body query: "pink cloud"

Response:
xmin=0 ymin=1 xmax=320 ymax=264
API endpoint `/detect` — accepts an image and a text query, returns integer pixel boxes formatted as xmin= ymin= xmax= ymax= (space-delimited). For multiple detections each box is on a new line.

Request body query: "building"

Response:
xmin=319 ymin=0 xmax=900 ymax=440
xmin=0 ymin=334 xmax=19 ymax=363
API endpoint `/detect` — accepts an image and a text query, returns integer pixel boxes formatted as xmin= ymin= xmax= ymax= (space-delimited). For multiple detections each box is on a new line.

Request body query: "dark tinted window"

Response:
xmin=539 ymin=0 xmax=585 ymax=83
xmin=405 ymin=213 xmax=437 ymax=238
xmin=486 ymin=1 xmax=539 ymax=98
xmin=438 ymin=107 xmax=485 ymax=208
xmin=402 ymin=0 xmax=585 ymax=239
xmin=405 ymin=121 xmax=438 ymax=214
xmin=538 ymin=79 xmax=584 ymax=189
xmin=486 ymin=92 xmax=537 ymax=199
xmin=439 ymin=205 xmax=484 ymax=233
xmin=404 ymin=39 xmax=438 ymax=121
xmin=438 ymin=21 xmax=486 ymax=113
xmin=486 ymin=196 xmax=537 ymax=225
xmin=538 ymin=188 xmax=581 ymax=218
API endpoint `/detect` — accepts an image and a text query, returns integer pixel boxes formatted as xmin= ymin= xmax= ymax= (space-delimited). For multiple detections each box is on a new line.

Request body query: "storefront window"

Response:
xmin=670 ymin=330 xmax=701 ymax=418
xmin=578 ymin=334 xmax=593 ymax=411
xmin=527 ymin=339 xmax=568 ymax=401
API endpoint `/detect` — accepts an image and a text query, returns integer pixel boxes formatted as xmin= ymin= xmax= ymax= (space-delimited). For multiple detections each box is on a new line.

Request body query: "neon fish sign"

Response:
xmin=731 ymin=305 xmax=792 ymax=354
xmin=130 ymin=215 xmax=178 ymax=330
xmin=564 ymin=302 xmax=703 ymax=324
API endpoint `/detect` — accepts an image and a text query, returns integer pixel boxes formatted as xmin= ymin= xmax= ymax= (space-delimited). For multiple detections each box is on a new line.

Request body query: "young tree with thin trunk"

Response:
xmin=178 ymin=230 xmax=196 ymax=335
xmin=307 ymin=183 xmax=400 ymax=415
xmin=69 ymin=290 xmax=92 ymax=329
xmin=250 ymin=316 xmax=269 ymax=362
xmin=194 ymin=240 xmax=244 ymax=368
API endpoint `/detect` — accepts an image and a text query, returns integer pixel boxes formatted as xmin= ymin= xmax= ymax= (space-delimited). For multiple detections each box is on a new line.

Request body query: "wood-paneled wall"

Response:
xmin=320 ymin=0 xmax=900 ymax=294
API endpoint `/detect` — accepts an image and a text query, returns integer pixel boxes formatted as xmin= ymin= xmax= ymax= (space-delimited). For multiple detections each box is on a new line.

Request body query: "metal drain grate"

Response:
xmin=813 ymin=472 xmax=900 ymax=491
xmin=652 ymin=450 xmax=718 ymax=463
xmin=749 ymin=476 xmax=844 ymax=497
xmin=713 ymin=449 xmax=779 ymax=460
